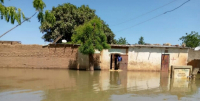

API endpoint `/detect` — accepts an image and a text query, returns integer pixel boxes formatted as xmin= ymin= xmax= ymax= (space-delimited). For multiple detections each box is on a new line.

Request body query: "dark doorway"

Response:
xmin=110 ymin=54 xmax=128 ymax=70
xmin=161 ymin=54 xmax=169 ymax=72
xmin=114 ymin=54 xmax=120 ymax=70
xmin=110 ymin=54 xmax=120 ymax=70
xmin=110 ymin=55 xmax=113 ymax=69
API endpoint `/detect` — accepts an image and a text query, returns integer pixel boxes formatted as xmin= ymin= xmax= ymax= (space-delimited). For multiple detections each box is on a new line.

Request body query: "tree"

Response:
xmin=0 ymin=0 xmax=46 ymax=38
xmin=0 ymin=0 xmax=45 ymax=24
xmin=72 ymin=17 xmax=110 ymax=71
xmin=39 ymin=3 xmax=115 ymax=44
xmin=116 ymin=37 xmax=129 ymax=44
xmin=179 ymin=31 xmax=200 ymax=48
xmin=102 ymin=22 xmax=116 ymax=44
xmin=138 ymin=36 xmax=145 ymax=45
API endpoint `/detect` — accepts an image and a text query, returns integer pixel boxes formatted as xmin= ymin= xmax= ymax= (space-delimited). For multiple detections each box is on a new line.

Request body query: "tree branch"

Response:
xmin=0 ymin=12 xmax=38 ymax=38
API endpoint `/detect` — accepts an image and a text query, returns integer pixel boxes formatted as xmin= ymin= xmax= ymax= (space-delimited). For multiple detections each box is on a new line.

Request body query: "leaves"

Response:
xmin=138 ymin=36 xmax=145 ymax=45
xmin=116 ymin=37 xmax=129 ymax=44
xmin=0 ymin=0 xmax=45 ymax=24
xmin=40 ymin=3 xmax=115 ymax=44
xmin=0 ymin=4 xmax=24 ymax=24
xmin=72 ymin=17 xmax=110 ymax=54
xmin=0 ymin=0 xmax=3 ymax=3
xmin=33 ymin=0 xmax=46 ymax=12
xmin=179 ymin=31 xmax=200 ymax=48
xmin=103 ymin=22 xmax=116 ymax=44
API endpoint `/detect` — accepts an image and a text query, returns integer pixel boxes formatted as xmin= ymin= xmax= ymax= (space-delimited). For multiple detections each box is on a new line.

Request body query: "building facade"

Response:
xmin=99 ymin=45 xmax=189 ymax=71
xmin=0 ymin=43 xmax=189 ymax=71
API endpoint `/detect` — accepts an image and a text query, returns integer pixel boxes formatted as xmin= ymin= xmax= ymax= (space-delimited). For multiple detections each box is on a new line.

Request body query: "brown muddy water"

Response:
xmin=0 ymin=68 xmax=200 ymax=101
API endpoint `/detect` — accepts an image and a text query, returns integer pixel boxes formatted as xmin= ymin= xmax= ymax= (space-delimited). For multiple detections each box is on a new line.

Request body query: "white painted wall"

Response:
xmin=99 ymin=47 xmax=188 ymax=71
xmin=128 ymin=47 xmax=188 ymax=71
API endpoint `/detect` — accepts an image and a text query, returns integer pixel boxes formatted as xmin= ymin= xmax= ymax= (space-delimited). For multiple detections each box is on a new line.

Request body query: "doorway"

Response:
xmin=110 ymin=54 xmax=128 ymax=70
xmin=110 ymin=54 xmax=120 ymax=70
xmin=161 ymin=54 xmax=170 ymax=72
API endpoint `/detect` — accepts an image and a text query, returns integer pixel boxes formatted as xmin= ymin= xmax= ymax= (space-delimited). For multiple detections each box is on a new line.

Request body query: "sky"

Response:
xmin=0 ymin=0 xmax=199 ymax=45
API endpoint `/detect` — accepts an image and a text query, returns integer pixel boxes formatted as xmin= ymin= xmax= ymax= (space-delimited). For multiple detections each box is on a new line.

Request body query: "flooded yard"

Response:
xmin=0 ymin=68 xmax=200 ymax=101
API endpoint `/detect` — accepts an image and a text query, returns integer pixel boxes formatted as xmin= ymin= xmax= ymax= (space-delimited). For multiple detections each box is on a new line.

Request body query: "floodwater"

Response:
xmin=0 ymin=68 xmax=200 ymax=101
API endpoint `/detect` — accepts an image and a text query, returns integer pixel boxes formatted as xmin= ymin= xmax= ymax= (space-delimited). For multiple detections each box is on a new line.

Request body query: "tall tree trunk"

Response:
xmin=0 ymin=12 xmax=37 ymax=38
xmin=88 ymin=54 xmax=94 ymax=71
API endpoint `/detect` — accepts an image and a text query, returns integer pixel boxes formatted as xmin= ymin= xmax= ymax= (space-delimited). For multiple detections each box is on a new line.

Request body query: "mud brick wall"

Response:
xmin=187 ymin=49 xmax=200 ymax=68
xmin=0 ymin=44 xmax=79 ymax=69
xmin=0 ymin=41 xmax=21 ymax=45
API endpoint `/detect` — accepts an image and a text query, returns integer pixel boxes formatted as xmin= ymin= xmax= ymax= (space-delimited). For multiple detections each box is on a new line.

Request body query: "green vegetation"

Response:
xmin=72 ymin=17 xmax=110 ymax=54
xmin=0 ymin=0 xmax=46 ymax=24
xmin=116 ymin=37 xmax=129 ymax=44
xmin=0 ymin=0 xmax=47 ymax=38
xmin=39 ymin=3 xmax=115 ymax=44
xmin=179 ymin=31 xmax=200 ymax=48
xmin=138 ymin=36 xmax=145 ymax=45
xmin=72 ymin=17 xmax=110 ymax=70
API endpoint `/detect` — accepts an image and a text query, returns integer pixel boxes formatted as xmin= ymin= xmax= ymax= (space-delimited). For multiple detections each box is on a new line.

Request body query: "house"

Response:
xmin=95 ymin=44 xmax=189 ymax=71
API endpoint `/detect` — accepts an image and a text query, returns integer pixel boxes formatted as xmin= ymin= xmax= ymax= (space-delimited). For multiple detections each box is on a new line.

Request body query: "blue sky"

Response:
xmin=0 ymin=0 xmax=199 ymax=45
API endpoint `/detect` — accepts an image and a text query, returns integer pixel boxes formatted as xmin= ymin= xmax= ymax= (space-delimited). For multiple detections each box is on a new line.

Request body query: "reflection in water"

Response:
xmin=0 ymin=68 xmax=200 ymax=101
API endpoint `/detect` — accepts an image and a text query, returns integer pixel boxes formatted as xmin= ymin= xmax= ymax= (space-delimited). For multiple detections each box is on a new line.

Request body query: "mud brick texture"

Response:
xmin=0 ymin=44 xmax=79 ymax=69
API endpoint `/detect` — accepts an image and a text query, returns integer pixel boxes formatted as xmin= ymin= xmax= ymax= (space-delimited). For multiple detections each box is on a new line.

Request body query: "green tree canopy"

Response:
xmin=179 ymin=31 xmax=200 ymax=48
xmin=72 ymin=17 xmax=110 ymax=71
xmin=39 ymin=3 xmax=115 ymax=44
xmin=0 ymin=0 xmax=46 ymax=24
xmin=138 ymin=36 xmax=145 ymax=45
xmin=116 ymin=37 xmax=129 ymax=44
xmin=72 ymin=17 xmax=110 ymax=55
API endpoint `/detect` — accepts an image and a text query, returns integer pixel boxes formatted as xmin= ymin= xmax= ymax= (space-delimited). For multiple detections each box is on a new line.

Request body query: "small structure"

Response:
xmin=99 ymin=44 xmax=189 ymax=71
xmin=171 ymin=65 xmax=192 ymax=79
